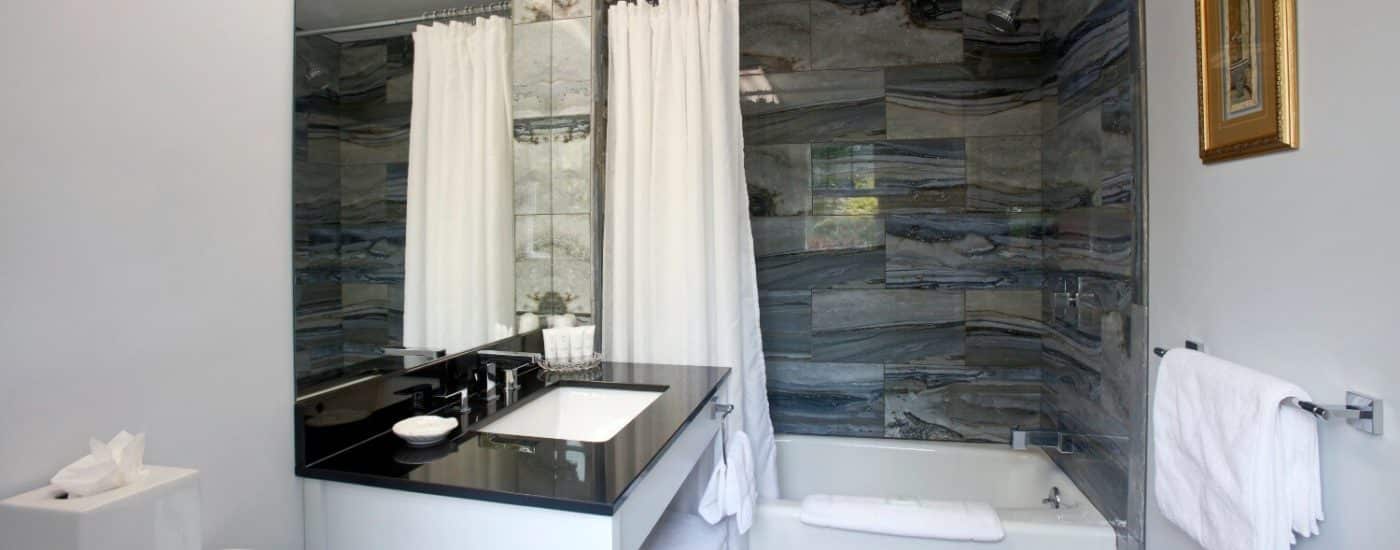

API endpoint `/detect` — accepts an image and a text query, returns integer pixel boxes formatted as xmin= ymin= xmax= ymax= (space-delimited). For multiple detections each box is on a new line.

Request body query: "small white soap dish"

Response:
xmin=392 ymin=416 xmax=458 ymax=447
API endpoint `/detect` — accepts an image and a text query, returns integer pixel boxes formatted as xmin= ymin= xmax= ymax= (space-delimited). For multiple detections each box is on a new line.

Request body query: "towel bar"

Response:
xmin=1154 ymin=342 xmax=1384 ymax=435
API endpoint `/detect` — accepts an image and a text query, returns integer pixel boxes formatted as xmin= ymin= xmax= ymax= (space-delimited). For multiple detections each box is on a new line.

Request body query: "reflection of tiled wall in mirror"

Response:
xmin=294 ymin=34 xmax=347 ymax=380
xmin=291 ymin=9 xmax=598 ymax=384
xmin=335 ymin=35 xmax=413 ymax=366
xmin=512 ymin=2 xmax=595 ymax=320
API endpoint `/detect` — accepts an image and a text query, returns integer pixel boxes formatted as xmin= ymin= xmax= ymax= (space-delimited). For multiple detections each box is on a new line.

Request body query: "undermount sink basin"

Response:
xmin=478 ymin=386 xmax=663 ymax=442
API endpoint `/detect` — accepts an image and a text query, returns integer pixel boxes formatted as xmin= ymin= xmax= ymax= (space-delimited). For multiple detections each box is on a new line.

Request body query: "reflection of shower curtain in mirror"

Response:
xmin=403 ymin=17 xmax=514 ymax=354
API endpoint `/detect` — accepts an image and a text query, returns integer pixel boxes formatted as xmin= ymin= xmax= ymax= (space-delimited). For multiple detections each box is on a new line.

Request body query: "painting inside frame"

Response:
xmin=1223 ymin=0 xmax=1262 ymax=120
xmin=1196 ymin=0 xmax=1298 ymax=162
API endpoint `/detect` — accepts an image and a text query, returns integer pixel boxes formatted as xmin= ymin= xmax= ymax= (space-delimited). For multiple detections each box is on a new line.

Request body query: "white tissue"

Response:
xmin=49 ymin=431 xmax=146 ymax=498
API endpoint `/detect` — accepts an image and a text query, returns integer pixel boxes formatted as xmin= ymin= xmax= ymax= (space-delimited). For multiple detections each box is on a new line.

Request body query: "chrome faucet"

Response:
xmin=477 ymin=349 xmax=542 ymax=365
xmin=1010 ymin=428 xmax=1077 ymax=454
xmin=437 ymin=387 xmax=472 ymax=412
xmin=384 ymin=347 xmax=446 ymax=359
xmin=1042 ymin=487 xmax=1062 ymax=509
xmin=477 ymin=350 xmax=542 ymax=405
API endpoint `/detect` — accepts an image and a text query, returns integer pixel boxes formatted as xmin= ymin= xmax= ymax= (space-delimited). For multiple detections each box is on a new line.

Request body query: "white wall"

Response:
xmin=1145 ymin=0 xmax=1400 ymax=548
xmin=0 ymin=1 xmax=302 ymax=549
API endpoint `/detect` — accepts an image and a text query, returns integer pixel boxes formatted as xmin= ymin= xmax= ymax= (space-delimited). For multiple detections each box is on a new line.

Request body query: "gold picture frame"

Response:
xmin=1196 ymin=0 xmax=1299 ymax=163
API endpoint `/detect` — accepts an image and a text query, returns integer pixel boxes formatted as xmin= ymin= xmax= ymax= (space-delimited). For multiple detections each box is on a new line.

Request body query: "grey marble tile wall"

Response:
xmin=334 ymin=36 xmax=412 ymax=366
xmin=743 ymin=0 xmax=1050 ymax=443
xmin=742 ymin=0 xmax=1144 ymax=542
xmin=1038 ymin=0 xmax=1144 ymax=547
xmin=295 ymin=36 xmax=345 ymax=381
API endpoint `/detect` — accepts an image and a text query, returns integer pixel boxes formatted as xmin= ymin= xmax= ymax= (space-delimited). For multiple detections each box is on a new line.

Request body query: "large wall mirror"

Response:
xmin=292 ymin=0 xmax=598 ymax=394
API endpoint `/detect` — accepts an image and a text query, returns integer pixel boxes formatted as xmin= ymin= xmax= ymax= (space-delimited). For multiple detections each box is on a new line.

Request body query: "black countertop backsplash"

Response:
xmin=295 ymin=335 xmax=729 ymax=515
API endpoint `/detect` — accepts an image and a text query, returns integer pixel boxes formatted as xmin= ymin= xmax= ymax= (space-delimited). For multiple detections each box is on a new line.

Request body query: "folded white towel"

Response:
xmin=799 ymin=495 xmax=1004 ymax=542
xmin=1153 ymin=349 xmax=1323 ymax=550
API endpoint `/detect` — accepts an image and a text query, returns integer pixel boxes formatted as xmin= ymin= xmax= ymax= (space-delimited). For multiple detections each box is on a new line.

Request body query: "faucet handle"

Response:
xmin=436 ymin=387 xmax=472 ymax=413
xmin=384 ymin=347 xmax=446 ymax=360
xmin=501 ymin=362 xmax=540 ymax=391
xmin=478 ymin=361 xmax=499 ymax=401
xmin=394 ymin=384 xmax=435 ymax=412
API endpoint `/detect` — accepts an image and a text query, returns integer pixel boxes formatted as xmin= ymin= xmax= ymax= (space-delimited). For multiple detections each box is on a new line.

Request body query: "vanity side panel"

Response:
xmin=615 ymin=388 xmax=724 ymax=550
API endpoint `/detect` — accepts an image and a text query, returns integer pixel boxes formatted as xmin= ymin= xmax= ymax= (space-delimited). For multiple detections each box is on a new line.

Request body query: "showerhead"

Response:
xmin=985 ymin=0 xmax=1023 ymax=34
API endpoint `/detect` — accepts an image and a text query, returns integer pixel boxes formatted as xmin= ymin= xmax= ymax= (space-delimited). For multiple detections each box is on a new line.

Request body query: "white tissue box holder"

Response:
xmin=0 ymin=465 xmax=200 ymax=550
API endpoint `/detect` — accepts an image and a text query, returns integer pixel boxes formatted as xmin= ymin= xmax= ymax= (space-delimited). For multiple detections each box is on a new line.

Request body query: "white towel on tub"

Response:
xmin=799 ymin=495 xmax=1005 ymax=542
xmin=1153 ymin=349 xmax=1323 ymax=550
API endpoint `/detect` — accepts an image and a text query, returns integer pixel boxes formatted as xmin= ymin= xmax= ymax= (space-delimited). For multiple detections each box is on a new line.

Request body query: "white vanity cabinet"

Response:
xmin=302 ymin=387 xmax=723 ymax=550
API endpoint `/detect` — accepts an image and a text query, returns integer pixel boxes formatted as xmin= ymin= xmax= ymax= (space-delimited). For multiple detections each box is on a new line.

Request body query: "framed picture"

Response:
xmin=1196 ymin=0 xmax=1298 ymax=163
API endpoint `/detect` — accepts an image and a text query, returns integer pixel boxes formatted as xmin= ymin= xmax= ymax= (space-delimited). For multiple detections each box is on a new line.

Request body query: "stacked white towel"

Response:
xmin=1154 ymin=349 xmax=1323 ymax=550
xmin=699 ymin=431 xmax=756 ymax=533
xmin=798 ymin=495 xmax=1005 ymax=542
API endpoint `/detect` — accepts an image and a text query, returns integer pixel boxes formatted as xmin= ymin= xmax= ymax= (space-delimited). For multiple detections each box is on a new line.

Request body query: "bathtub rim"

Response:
xmin=766 ymin=433 xmax=1117 ymax=532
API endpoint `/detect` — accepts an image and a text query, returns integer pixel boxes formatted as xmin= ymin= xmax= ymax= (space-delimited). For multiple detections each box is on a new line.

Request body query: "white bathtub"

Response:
xmin=748 ymin=435 xmax=1116 ymax=550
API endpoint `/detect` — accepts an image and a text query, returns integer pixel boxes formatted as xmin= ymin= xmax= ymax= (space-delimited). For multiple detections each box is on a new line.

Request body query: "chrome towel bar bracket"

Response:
xmin=1286 ymin=393 xmax=1383 ymax=436
xmin=1154 ymin=341 xmax=1384 ymax=435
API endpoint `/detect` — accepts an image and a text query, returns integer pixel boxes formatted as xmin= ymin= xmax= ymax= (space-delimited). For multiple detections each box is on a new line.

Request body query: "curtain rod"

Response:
xmin=295 ymin=1 xmax=512 ymax=38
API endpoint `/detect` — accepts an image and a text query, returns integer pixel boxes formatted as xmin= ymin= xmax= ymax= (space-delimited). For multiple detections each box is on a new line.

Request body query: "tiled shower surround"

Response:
xmin=742 ymin=0 xmax=1144 ymax=546
xmin=292 ymin=4 xmax=596 ymax=386
xmin=1040 ymin=0 xmax=1145 ymax=546
xmin=745 ymin=0 xmax=1052 ymax=443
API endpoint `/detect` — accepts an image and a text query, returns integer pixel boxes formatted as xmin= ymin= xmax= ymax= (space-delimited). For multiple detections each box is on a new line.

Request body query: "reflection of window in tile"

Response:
xmin=740 ymin=68 xmax=779 ymax=104
xmin=811 ymin=143 xmax=850 ymax=189
xmin=851 ymin=144 xmax=876 ymax=189
xmin=812 ymin=143 xmax=876 ymax=190
xmin=812 ymin=196 xmax=879 ymax=216
xmin=806 ymin=216 xmax=883 ymax=251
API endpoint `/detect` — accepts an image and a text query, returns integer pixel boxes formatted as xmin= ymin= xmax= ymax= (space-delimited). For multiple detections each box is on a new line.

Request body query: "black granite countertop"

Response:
xmin=296 ymin=361 xmax=729 ymax=515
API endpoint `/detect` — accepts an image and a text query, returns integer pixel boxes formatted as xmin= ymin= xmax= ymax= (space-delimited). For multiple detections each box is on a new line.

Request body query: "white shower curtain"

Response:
xmin=604 ymin=0 xmax=779 ymax=540
xmin=403 ymin=17 xmax=514 ymax=354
